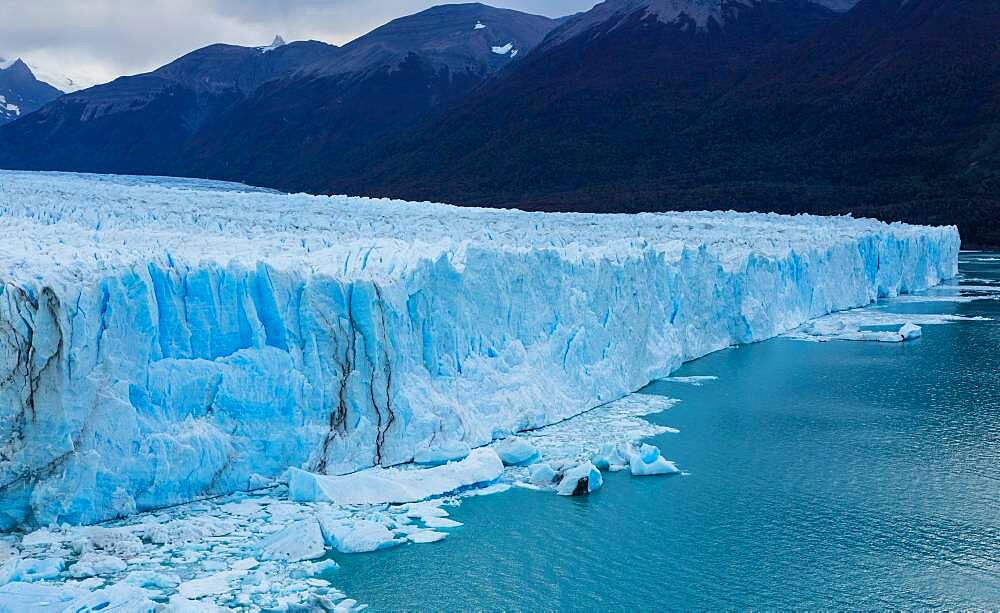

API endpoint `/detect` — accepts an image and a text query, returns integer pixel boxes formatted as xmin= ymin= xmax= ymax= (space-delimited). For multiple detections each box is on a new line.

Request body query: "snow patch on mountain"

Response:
xmin=0 ymin=95 xmax=19 ymax=116
xmin=548 ymin=0 xmax=859 ymax=46
xmin=259 ymin=35 xmax=287 ymax=53
xmin=0 ymin=170 xmax=958 ymax=530
xmin=492 ymin=42 xmax=515 ymax=55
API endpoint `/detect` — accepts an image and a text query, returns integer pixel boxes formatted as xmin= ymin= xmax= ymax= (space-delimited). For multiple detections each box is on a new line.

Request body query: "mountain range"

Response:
xmin=1 ymin=0 xmax=998 ymax=245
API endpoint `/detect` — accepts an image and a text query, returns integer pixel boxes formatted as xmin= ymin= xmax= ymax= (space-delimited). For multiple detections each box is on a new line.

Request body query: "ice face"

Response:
xmin=0 ymin=170 xmax=960 ymax=529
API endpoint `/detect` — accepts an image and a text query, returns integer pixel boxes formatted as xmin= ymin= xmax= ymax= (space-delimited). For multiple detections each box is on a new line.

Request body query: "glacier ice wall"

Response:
xmin=0 ymin=171 xmax=960 ymax=529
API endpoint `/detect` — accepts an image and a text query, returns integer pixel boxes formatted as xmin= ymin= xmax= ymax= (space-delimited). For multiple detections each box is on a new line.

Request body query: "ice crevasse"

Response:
xmin=0 ymin=170 xmax=960 ymax=529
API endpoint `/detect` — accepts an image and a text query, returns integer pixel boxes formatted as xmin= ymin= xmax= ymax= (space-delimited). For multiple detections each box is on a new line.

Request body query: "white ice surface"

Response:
xmin=0 ymin=170 xmax=958 ymax=529
xmin=289 ymin=448 xmax=504 ymax=505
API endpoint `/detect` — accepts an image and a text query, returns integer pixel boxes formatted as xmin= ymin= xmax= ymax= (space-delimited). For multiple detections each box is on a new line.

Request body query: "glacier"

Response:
xmin=0 ymin=169 xmax=960 ymax=530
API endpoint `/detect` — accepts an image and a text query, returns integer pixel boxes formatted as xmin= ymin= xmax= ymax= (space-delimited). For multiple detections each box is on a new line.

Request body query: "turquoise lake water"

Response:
xmin=332 ymin=254 xmax=1000 ymax=610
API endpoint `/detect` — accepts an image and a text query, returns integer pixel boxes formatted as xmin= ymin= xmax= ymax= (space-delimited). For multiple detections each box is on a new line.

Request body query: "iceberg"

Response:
xmin=899 ymin=323 xmax=922 ymax=341
xmin=0 ymin=170 xmax=959 ymax=528
xmin=627 ymin=444 xmax=680 ymax=476
xmin=258 ymin=518 xmax=327 ymax=562
xmin=556 ymin=462 xmax=603 ymax=496
xmin=318 ymin=517 xmax=402 ymax=554
xmin=289 ymin=448 xmax=504 ymax=505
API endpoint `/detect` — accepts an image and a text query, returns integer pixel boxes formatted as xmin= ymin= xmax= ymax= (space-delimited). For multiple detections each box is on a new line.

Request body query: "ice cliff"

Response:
xmin=0 ymin=170 xmax=960 ymax=529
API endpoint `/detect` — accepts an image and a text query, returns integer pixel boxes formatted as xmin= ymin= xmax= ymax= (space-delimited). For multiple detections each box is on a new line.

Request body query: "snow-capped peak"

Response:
xmin=546 ymin=0 xmax=760 ymax=47
xmin=259 ymin=35 xmax=287 ymax=53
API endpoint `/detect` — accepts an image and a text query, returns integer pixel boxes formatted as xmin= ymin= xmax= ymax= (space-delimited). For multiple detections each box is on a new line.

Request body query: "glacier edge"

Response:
xmin=0 ymin=170 xmax=960 ymax=529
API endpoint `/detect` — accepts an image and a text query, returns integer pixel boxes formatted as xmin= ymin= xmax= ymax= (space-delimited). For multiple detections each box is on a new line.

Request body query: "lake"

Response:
xmin=331 ymin=253 xmax=1000 ymax=610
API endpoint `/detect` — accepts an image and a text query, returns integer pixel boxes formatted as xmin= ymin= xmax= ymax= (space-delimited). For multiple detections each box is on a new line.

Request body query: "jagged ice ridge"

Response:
xmin=0 ymin=170 xmax=959 ymax=529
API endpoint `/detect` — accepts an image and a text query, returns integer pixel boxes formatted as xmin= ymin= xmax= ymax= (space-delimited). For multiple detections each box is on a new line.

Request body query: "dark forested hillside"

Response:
xmin=336 ymin=0 xmax=1000 ymax=246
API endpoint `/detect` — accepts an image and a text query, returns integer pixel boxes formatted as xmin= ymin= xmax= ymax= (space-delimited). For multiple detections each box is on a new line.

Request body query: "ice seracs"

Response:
xmin=413 ymin=440 xmax=471 ymax=466
xmin=0 ymin=170 xmax=958 ymax=529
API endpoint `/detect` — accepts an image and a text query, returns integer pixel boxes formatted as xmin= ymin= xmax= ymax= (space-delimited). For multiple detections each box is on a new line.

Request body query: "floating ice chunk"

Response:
xmin=259 ymin=518 xmax=327 ymax=562
xmin=65 ymin=583 xmax=158 ymax=611
xmin=5 ymin=557 xmax=64 ymax=582
xmin=413 ymin=440 xmax=471 ymax=466
xmin=556 ymin=462 xmax=603 ymax=496
xmin=176 ymin=559 xmax=257 ymax=599
xmin=334 ymin=598 xmax=361 ymax=613
xmin=403 ymin=502 xmax=449 ymax=520
xmin=168 ymin=593 xmax=229 ymax=612
xmin=317 ymin=517 xmax=402 ymax=554
xmin=123 ymin=569 xmax=181 ymax=589
xmin=421 ymin=517 xmax=462 ymax=529
xmin=68 ymin=552 xmax=127 ymax=578
xmin=529 ymin=462 xmax=558 ymax=485
xmin=0 ymin=581 xmax=155 ymax=612
xmin=474 ymin=20 xmax=487 ymax=29
xmin=296 ymin=559 xmax=339 ymax=577
xmin=463 ymin=483 xmax=512 ymax=497
xmin=899 ymin=322 xmax=922 ymax=340
xmin=408 ymin=530 xmax=447 ymax=544
xmin=220 ymin=500 xmax=264 ymax=517
xmin=74 ymin=526 xmax=145 ymax=557
xmin=591 ymin=443 xmax=631 ymax=472
xmin=627 ymin=444 xmax=681 ymax=476
xmin=495 ymin=438 xmax=540 ymax=466
xmin=289 ymin=448 xmax=503 ymax=505
xmin=20 ymin=529 xmax=62 ymax=548
xmin=661 ymin=376 xmax=718 ymax=386
xmin=0 ymin=582 xmax=76 ymax=611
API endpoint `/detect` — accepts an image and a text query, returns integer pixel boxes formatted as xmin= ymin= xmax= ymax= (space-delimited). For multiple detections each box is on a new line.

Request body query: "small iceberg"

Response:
xmin=627 ymin=444 xmax=681 ymax=476
xmin=258 ymin=518 xmax=327 ymax=562
xmin=529 ymin=462 xmax=558 ymax=485
xmin=899 ymin=322 xmax=922 ymax=340
xmin=556 ymin=462 xmax=603 ymax=496
xmin=318 ymin=516 xmax=403 ymax=554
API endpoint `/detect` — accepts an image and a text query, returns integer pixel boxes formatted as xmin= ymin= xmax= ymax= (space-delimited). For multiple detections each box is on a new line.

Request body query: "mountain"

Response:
xmin=0 ymin=40 xmax=340 ymax=174
xmin=173 ymin=3 xmax=559 ymax=188
xmin=0 ymin=58 xmax=63 ymax=125
xmin=0 ymin=3 xmax=560 ymax=185
xmin=331 ymin=0 xmax=1000 ymax=246
xmin=328 ymin=0 xmax=843 ymax=197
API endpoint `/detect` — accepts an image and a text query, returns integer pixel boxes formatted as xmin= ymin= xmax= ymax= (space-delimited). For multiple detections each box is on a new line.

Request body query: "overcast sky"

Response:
xmin=0 ymin=0 xmax=597 ymax=88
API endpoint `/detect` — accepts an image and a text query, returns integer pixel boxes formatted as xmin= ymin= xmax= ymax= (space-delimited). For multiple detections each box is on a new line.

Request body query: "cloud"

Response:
xmin=0 ymin=0 xmax=596 ymax=87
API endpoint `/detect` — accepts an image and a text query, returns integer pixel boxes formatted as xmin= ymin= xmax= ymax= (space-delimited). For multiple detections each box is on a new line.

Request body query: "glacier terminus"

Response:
xmin=0 ymin=170 xmax=959 ymax=531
